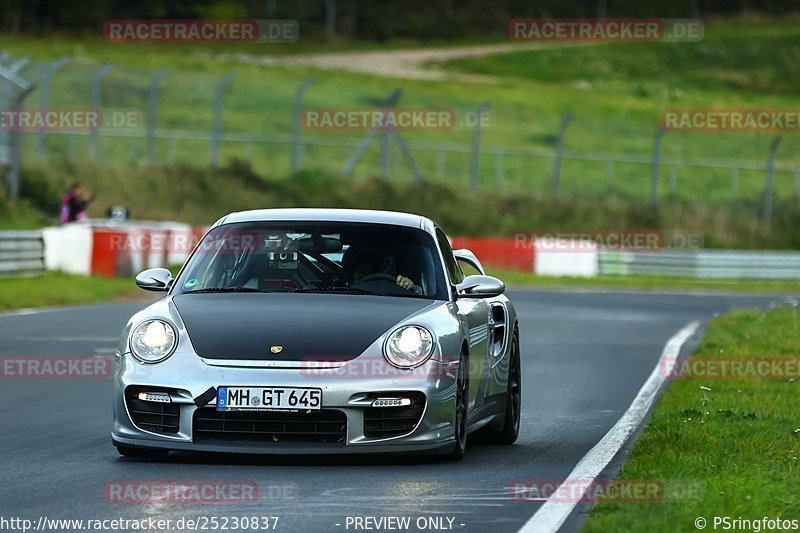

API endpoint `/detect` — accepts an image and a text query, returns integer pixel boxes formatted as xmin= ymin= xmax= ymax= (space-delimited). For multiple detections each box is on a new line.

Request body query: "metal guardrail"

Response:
xmin=599 ymin=249 xmax=800 ymax=279
xmin=0 ymin=231 xmax=45 ymax=277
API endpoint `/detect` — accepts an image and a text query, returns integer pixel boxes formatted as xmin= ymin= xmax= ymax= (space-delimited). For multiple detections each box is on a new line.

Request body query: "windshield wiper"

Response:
xmin=185 ymin=287 xmax=274 ymax=294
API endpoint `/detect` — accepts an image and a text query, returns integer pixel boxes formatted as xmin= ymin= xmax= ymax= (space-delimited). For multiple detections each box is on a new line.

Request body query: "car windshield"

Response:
xmin=174 ymin=221 xmax=449 ymax=300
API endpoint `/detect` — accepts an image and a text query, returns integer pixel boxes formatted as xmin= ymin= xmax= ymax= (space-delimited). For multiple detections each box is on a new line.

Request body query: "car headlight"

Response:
xmin=130 ymin=319 xmax=177 ymax=363
xmin=384 ymin=326 xmax=434 ymax=369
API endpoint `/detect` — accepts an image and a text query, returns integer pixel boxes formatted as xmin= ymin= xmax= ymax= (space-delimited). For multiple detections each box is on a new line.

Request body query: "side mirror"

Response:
xmin=135 ymin=268 xmax=173 ymax=292
xmin=456 ymin=275 xmax=505 ymax=298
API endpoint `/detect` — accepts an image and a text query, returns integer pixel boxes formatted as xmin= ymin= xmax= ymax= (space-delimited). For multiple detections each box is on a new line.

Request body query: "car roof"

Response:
xmin=215 ymin=208 xmax=437 ymax=233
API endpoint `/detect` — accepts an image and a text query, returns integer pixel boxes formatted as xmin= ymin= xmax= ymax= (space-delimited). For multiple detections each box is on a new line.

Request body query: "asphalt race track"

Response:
xmin=0 ymin=288 xmax=793 ymax=533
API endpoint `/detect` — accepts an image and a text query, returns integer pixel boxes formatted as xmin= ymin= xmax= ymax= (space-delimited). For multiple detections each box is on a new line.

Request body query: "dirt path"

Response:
xmin=224 ymin=42 xmax=579 ymax=81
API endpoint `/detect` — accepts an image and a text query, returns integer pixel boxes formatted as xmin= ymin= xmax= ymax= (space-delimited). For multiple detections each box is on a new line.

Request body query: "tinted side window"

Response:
xmin=436 ymin=229 xmax=464 ymax=284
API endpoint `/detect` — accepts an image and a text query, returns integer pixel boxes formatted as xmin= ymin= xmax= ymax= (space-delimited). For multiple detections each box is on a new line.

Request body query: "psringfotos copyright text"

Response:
xmin=696 ymin=516 xmax=800 ymax=531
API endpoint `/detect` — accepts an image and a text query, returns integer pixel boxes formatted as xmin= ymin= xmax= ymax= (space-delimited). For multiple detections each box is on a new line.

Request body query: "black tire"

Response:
xmin=448 ymin=350 xmax=469 ymax=461
xmin=116 ymin=446 xmax=170 ymax=458
xmin=489 ymin=330 xmax=521 ymax=444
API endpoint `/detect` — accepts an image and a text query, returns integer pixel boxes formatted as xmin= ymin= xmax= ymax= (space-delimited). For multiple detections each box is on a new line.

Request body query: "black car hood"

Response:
xmin=172 ymin=293 xmax=437 ymax=361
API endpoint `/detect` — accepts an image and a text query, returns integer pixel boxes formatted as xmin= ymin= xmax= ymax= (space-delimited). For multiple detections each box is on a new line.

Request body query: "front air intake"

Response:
xmin=363 ymin=392 xmax=425 ymax=438
xmin=125 ymin=387 xmax=180 ymax=434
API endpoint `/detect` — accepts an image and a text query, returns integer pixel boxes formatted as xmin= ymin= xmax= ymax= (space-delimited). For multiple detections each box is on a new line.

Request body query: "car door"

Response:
xmin=435 ymin=229 xmax=491 ymax=413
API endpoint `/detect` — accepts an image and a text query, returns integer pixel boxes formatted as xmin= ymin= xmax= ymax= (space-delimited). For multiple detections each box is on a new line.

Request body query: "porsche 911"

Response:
xmin=112 ymin=208 xmax=520 ymax=460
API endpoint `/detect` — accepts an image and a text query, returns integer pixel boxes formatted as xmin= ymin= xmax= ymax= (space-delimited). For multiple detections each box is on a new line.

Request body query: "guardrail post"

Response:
xmin=342 ymin=88 xmax=402 ymax=177
xmin=67 ymin=135 xmax=76 ymax=160
xmin=146 ymin=69 xmax=170 ymax=165
xmin=36 ymin=57 xmax=68 ymax=160
xmin=7 ymin=84 xmax=36 ymax=202
xmin=470 ymin=101 xmax=492 ymax=193
xmin=209 ymin=71 xmax=235 ymax=166
xmin=0 ymin=55 xmax=32 ymax=201
xmin=130 ymin=139 xmax=140 ymax=163
xmin=762 ymin=136 xmax=782 ymax=220
xmin=381 ymin=121 xmax=390 ymax=180
xmin=669 ymin=164 xmax=677 ymax=194
xmin=650 ymin=126 xmax=665 ymax=205
xmin=89 ymin=64 xmax=112 ymax=161
xmin=246 ymin=129 xmax=257 ymax=163
xmin=168 ymin=136 xmax=178 ymax=162
xmin=291 ymin=77 xmax=315 ymax=173
xmin=495 ymin=150 xmax=504 ymax=185
xmin=551 ymin=112 xmax=575 ymax=198
xmin=391 ymin=132 xmax=425 ymax=184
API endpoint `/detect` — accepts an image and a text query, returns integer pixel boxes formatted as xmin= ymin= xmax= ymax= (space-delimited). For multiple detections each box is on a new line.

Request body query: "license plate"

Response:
xmin=216 ymin=386 xmax=322 ymax=412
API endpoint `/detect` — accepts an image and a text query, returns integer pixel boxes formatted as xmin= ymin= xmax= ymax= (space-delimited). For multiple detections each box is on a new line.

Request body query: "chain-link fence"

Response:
xmin=3 ymin=52 xmax=800 ymax=215
xmin=0 ymin=53 xmax=36 ymax=202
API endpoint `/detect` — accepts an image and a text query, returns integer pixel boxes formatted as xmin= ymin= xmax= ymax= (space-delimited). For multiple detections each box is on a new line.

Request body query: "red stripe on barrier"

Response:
xmin=451 ymin=237 xmax=534 ymax=272
xmin=92 ymin=229 xmax=137 ymax=277
xmin=90 ymin=230 xmax=120 ymax=278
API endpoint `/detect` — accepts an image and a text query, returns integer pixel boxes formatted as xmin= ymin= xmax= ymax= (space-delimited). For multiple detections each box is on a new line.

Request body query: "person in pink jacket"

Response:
xmin=59 ymin=182 xmax=94 ymax=223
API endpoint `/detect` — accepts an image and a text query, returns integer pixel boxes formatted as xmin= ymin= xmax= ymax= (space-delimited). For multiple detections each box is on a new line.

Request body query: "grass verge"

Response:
xmin=0 ymin=272 xmax=142 ymax=312
xmin=493 ymin=270 xmax=800 ymax=294
xmin=582 ymin=306 xmax=800 ymax=531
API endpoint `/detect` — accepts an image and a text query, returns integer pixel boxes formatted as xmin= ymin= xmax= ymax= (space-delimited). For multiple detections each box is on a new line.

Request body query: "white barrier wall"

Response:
xmin=534 ymin=238 xmax=599 ymax=277
xmin=41 ymin=220 xmax=195 ymax=277
xmin=163 ymin=222 xmax=196 ymax=266
xmin=41 ymin=224 xmax=93 ymax=275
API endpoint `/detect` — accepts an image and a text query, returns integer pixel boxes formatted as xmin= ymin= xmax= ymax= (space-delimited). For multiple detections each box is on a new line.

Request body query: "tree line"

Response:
xmin=1 ymin=0 xmax=796 ymax=40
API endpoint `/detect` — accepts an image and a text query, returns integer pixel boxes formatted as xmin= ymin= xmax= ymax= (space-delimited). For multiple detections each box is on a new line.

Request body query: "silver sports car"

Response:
xmin=112 ymin=209 xmax=520 ymax=460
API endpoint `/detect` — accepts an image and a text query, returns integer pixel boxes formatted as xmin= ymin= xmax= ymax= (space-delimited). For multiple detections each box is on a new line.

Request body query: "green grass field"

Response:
xmin=2 ymin=17 xmax=799 ymax=205
xmin=0 ymin=272 xmax=142 ymax=312
xmin=492 ymin=270 xmax=800 ymax=294
xmin=443 ymin=19 xmax=800 ymax=95
xmin=582 ymin=306 xmax=800 ymax=531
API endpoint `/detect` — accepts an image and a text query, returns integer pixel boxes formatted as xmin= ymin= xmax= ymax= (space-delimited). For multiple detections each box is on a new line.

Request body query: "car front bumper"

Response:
xmin=112 ymin=349 xmax=460 ymax=455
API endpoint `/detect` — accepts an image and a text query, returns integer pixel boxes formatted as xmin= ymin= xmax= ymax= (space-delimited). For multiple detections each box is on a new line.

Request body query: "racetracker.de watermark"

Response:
xmin=662 ymin=356 xmax=800 ymax=380
xmin=301 ymin=108 xmax=494 ymax=132
xmin=0 ymin=356 xmax=113 ymax=379
xmin=104 ymin=230 xmax=206 ymax=255
xmin=662 ymin=109 xmax=800 ymax=132
xmin=508 ymin=479 xmax=702 ymax=503
xmin=299 ymin=356 xmax=458 ymax=380
xmin=509 ymin=18 xmax=703 ymax=42
xmin=513 ymin=230 xmax=703 ymax=252
xmin=104 ymin=19 xmax=298 ymax=43
xmin=104 ymin=481 xmax=261 ymax=504
xmin=0 ymin=108 xmax=142 ymax=132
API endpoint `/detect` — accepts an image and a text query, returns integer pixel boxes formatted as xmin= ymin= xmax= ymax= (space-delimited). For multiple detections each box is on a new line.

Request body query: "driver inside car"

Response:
xmin=341 ymin=245 xmax=420 ymax=293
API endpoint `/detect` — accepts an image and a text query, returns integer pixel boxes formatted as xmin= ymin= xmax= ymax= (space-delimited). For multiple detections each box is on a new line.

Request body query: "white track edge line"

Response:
xmin=517 ymin=320 xmax=701 ymax=533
